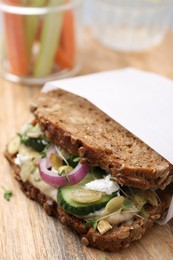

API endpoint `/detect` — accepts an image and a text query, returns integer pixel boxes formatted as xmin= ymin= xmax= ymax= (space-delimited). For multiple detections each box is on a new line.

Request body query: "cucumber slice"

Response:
xmin=57 ymin=173 xmax=115 ymax=216
xmin=71 ymin=189 xmax=103 ymax=204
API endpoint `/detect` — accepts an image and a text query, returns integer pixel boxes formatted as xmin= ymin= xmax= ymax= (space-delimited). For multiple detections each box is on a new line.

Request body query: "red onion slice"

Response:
xmin=38 ymin=157 xmax=89 ymax=187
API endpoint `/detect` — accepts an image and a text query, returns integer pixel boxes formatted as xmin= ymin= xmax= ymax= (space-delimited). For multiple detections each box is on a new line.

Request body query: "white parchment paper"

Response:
xmin=43 ymin=68 xmax=173 ymax=223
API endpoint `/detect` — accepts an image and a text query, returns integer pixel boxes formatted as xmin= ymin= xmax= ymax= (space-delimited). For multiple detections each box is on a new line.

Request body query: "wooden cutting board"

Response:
xmin=0 ymin=28 xmax=173 ymax=260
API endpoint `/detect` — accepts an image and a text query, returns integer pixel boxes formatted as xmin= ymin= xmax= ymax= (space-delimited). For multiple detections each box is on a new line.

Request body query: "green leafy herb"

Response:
xmin=40 ymin=143 xmax=51 ymax=157
xmin=17 ymin=132 xmax=23 ymax=139
xmin=67 ymin=155 xmax=80 ymax=168
xmin=138 ymin=208 xmax=148 ymax=218
xmin=58 ymin=166 xmax=71 ymax=185
xmin=90 ymin=167 xmax=102 ymax=180
xmin=58 ymin=166 xmax=69 ymax=176
xmin=19 ymin=133 xmax=30 ymax=144
xmin=122 ymin=198 xmax=134 ymax=211
xmin=73 ymin=157 xmax=80 ymax=163
xmin=23 ymin=137 xmax=49 ymax=152
xmin=18 ymin=124 xmax=50 ymax=153
xmin=93 ymin=167 xmax=107 ymax=176
xmin=84 ymin=219 xmax=98 ymax=231
xmin=4 ymin=190 xmax=13 ymax=201
xmin=104 ymin=256 xmax=109 ymax=260
xmin=31 ymin=164 xmax=37 ymax=174
xmin=65 ymin=174 xmax=71 ymax=186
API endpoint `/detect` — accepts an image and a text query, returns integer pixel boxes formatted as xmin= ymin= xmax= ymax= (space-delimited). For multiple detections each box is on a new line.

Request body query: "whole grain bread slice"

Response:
xmin=5 ymin=151 xmax=172 ymax=252
xmin=34 ymin=89 xmax=173 ymax=190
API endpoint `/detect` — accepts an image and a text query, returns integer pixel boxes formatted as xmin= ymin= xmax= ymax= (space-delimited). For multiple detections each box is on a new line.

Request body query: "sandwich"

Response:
xmin=5 ymin=89 xmax=173 ymax=251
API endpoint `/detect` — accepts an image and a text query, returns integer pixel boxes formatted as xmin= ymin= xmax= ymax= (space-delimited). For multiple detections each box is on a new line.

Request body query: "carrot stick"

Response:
xmin=3 ymin=0 xmax=29 ymax=76
xmin=55 ymin=10 xmax=76 ymax=69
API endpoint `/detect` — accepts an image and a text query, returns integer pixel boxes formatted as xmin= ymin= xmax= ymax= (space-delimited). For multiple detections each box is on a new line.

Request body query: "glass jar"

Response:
xmin=0 ymin=0 xmax=82 ymax=85
xmin=90 ymin=0 xmax=173 ymax=52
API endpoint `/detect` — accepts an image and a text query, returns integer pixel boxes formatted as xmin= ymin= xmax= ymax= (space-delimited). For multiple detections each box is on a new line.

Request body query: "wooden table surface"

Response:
xmin=1 ymin=28 xmax=173 ymax=260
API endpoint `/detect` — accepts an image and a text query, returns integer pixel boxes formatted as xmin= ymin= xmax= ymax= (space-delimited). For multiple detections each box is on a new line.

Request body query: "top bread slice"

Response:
xmin=34 ymin=89 xmax=173 ymax=190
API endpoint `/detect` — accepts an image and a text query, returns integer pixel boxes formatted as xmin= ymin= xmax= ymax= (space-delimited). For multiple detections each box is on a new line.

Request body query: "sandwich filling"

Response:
xmin=8 ymin=120 xmax=161 ymax=234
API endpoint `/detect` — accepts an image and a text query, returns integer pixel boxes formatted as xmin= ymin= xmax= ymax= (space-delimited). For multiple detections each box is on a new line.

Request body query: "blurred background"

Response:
xmin=84 ymin=0 xmax=173 ymax=25
xmin=84 ymin=0 xmax=173 ymax=52
xmin=0 ymin=0 xmax=173 ymax=84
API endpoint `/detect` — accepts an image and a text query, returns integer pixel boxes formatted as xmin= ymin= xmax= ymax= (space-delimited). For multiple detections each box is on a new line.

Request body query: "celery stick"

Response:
xmin=24 ymin=0 xmax=46 ymax=57
xmin=33 ymin=0 xmax=64 ymax=77
xmin=0 ymin=34 xmax=6 ymax=65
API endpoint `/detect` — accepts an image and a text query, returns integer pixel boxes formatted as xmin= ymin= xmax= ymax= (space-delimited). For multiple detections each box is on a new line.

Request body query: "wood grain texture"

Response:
xmin=0 ymin=28 xmax=173 ymax=260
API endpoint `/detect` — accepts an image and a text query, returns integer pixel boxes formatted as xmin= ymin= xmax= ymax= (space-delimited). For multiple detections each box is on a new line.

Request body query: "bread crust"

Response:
xmin=34 ymin=89 xmax=173 ymax=190
xmin=5 ymin=151 xmax=172 ymax=252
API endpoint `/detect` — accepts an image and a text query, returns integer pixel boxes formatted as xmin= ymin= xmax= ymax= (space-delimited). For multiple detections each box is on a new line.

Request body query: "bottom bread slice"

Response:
xmin=5 ymin=152 xmax=172 ymax=252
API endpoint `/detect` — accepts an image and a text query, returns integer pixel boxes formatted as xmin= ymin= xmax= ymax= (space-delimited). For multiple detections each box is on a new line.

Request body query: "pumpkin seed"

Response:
xmin=104 ymin=196 xmax=125 ymax=215
xmin=50 ymin=153 xmax=63 ymax=170
xmin=71 ymin=189 xmax=103 ymax=204
xmin=19 ymin=144 xmax=41 ymax=159
xmin=146 ymin=190 xmax=158 ymax=206
xmin=7 ymin=135 xmax=20 ymax=155
xmin=25 ymin=124 xmax=42 ymax=138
